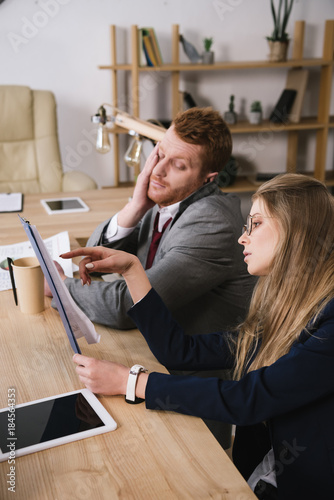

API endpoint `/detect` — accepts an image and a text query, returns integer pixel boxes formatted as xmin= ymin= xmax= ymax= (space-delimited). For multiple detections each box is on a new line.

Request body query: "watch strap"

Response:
xmin=125 ymin=364 xmax=147 ymax=404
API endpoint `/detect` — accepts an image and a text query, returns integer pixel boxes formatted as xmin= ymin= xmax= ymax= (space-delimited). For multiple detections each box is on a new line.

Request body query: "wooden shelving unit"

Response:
xmin=99 ymin=21 xmax=334 ymax=190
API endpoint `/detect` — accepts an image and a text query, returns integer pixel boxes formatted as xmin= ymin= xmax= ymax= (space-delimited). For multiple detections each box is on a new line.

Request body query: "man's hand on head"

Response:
xmin=117 ymin=143 xmax=159 ymax=228
xmin=44 ymin=260 xmax=66 ymax=297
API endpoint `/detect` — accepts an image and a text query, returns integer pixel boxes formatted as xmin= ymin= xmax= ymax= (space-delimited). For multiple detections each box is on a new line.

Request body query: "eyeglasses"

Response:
xmin=242 ymin=214 xmax=274 ymax=236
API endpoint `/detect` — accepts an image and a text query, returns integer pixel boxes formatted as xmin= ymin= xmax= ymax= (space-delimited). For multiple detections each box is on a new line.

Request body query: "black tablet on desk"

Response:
xmin=40 ymin=197 xmax=89 ymax=215
xmin=0 ymin=389 xmax=117 ymax=461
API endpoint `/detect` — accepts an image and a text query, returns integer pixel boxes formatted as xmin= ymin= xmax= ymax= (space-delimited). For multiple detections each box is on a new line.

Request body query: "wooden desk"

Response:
xmin=0 ymin=190 xmax=256 ymax=500
xmin=0 ymin=187 xmax=135 ymax=247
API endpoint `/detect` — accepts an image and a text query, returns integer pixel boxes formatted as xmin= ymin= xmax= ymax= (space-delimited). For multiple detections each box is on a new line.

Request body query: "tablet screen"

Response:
xmin=40 ymin=197 xmax=90 ymax=214
xmin=47 ymin=199 xmax=84 ymax=211
xmin=0 ymin=390 xmax=116 ymax=460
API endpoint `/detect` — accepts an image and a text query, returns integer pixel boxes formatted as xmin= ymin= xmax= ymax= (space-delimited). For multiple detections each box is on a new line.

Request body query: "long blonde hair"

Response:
xmin=233 ymin=174 xmax=334 ymax=379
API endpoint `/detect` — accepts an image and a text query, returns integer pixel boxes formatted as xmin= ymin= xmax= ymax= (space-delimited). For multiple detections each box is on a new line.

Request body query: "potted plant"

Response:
xmin=266 ymin=0 xmax=294 ymax=62
xmin=249 ymin=101 xmax=263 ymax=124
xmin=202 ymin=37 xmax=214 ymax=64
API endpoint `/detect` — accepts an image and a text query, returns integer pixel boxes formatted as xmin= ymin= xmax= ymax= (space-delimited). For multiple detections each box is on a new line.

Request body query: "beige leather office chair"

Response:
xmin=0 ymin=85 xmax=97 ymax=193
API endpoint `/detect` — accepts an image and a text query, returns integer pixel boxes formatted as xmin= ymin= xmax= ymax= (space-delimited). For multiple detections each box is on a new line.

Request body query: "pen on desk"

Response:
xmin=7 ymin=257 xmax=18 ymax=306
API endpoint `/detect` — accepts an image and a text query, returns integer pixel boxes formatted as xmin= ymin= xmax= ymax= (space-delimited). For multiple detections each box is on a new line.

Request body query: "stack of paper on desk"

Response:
xmin=0 ymin=231 xmax=73 ymax=292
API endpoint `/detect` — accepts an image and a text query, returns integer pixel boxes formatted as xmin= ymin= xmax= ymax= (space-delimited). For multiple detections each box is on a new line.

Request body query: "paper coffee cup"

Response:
xmin=12 ymin=256 xmax=45 ymax=314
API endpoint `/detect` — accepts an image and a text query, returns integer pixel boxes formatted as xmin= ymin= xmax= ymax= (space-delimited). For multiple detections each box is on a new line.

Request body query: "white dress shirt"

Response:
xmin=103 ymin=201 xmax=181 ymax=243
xmin=247 ymin=448 xmax=277 ymax=491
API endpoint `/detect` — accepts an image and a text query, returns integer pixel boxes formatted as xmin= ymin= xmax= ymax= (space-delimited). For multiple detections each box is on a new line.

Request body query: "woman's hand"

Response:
xmin=60 ymin=247 xmax=152 ymax=304
xmin=60 ymin=247 xmax=137 ymax=284
xmin=73 ymin=354 xmax=148 ymax=399
xmin=73 ymin=354 xmax=129 ymax=395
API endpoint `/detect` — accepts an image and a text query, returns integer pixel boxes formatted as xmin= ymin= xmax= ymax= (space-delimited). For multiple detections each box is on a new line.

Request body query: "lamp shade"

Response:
xmin=124 ymin=135 xmax=143 ymax=168
xmin=96 ymin=123 xmax=111 ymax=154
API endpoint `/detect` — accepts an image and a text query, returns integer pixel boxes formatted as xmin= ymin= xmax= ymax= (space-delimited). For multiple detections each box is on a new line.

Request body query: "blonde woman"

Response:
xmin=62 ymin=174 xmax=334 ymax=499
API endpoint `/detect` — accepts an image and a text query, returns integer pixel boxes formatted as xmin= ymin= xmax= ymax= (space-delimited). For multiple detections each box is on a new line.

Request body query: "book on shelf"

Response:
xmin=147 ymin=27 xmax=163 ymax=65
xmin=269 ymin=89 xmax=297 ymax=124
xmin=137 ymin=29 xmax=147 ymax=67
xmin=142 ymin=31 xmax=158 ymax=66
xmin=285 ymin=69 xmax=309 ymax=123
xmin=138 ymin=27 xmax=163 ymax=67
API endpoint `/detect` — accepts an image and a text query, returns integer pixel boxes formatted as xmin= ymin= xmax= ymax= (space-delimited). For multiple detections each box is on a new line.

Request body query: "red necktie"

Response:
xmin=146 ymin=213 xmax=172 ymax=269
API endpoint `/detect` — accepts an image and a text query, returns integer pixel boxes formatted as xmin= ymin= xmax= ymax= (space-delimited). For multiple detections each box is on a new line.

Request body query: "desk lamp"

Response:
xmin=92 ymin=104 xmax=166 ymax=170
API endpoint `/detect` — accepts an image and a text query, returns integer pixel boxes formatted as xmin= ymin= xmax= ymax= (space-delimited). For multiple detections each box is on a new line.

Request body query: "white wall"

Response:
xmin=1 ymin=0 xmax=333 ymax=196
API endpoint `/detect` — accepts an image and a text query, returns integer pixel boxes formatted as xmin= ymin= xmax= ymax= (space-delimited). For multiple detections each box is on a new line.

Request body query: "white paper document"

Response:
xmin=0 ymin=232 xmax=73 ymax=292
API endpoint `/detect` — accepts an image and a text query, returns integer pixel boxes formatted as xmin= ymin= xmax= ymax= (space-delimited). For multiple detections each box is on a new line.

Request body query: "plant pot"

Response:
xmin=249 ymin=111 xmax=262 ymax=125
xmin=267 ymin=40 xmax=289 ymax=62
xmin=202 ymin=51 xmax=214 ymax=64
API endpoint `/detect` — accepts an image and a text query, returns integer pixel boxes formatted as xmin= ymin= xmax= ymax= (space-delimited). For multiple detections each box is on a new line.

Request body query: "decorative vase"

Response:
xmin=267 ymin=40 xmax=289 ymax=62
xmin=224 ymin=111 xmax=237 ymax=125
xmin=202 ymin=51 xmax=214 ymax=64
xmin=249 ymin=111 xmax=262 ymax=125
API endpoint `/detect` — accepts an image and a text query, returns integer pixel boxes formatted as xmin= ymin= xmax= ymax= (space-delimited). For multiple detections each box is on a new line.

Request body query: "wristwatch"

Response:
xmin=125 ymin=364 xmax=148 ymax=404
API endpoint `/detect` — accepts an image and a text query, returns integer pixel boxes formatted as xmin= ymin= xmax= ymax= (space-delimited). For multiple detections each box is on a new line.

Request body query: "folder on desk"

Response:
xmin=0 ymin=192 xmax=23 ymax=213
xmin=19 ymin=216 xmax=100 ymax=354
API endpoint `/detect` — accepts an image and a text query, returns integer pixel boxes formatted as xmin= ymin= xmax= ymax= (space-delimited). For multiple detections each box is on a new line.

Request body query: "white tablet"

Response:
xmin=0 ymin=389 xmax=117 ymax=461
xmin=40 ymin=197 xmax=90 ymax=214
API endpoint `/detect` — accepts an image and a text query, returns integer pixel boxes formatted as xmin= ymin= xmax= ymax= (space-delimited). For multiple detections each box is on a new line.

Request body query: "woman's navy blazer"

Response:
xmin=128 ymin=289 xmax=334 ymax=500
